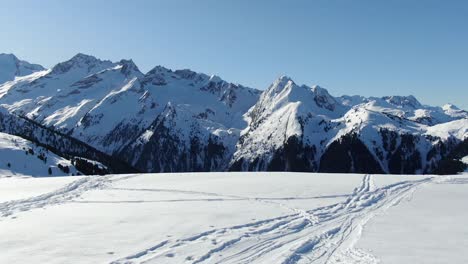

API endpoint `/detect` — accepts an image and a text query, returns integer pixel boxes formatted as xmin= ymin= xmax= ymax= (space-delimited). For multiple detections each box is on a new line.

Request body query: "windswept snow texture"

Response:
xmin=0 ymin=172 xmax=466 ymax=264
xmin=0 ymin=132 xmax=80 ymax=177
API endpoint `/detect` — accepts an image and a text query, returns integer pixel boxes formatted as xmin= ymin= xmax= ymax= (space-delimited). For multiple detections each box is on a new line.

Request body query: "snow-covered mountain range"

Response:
xmin=230 ymin=76 xmax=467 ymax=174
xmin=0 ymin=53 xmax=466 ymax=175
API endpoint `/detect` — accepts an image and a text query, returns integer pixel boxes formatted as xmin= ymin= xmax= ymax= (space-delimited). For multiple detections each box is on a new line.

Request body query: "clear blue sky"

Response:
xmin=1 ymin=0 xmax=467 ymax=109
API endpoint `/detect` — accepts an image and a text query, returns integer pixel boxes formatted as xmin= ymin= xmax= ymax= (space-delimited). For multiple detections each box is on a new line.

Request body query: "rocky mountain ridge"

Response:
xmin=0 ymin=53 xmax=466 ymax=175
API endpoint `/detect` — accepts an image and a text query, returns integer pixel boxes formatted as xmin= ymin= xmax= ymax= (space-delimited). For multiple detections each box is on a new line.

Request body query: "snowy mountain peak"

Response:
xmin=277 ymin=75 xmax=293 ymax=82
xmin=118 ymin=59 xmax=141 ymax=76
xmin=310 ymin=85 xmax=340 ymax=111
xmin=311 ymin=84 xmax=326 ymax=93
xmin=147 ymin=65 xmax=172 ymax=74
xmin=141 ymin=67 xmax=170 ymax=86
xmin=68 ymin=53 xmax=104 ymax=65
xmin=253 ymin=77 xmax=345 ymax=117
xmin=209 ymin=74 xmax=222 ymax=83
xmin=0 ymin=53 xmax=45 ymax=84
xmin=275 ymin=75 xmax=295 ymax=86
xmin=382 ymin=95 xmax=421 ymax=108
xmin=263 ymin=75 xmax=296 ymax=96
xmin=0 ymin=53 xmax=17 ymax=61
xmin=174 ymin=69 xmax=204 ymax=81
xmin=443 ymin=103 xmax=460 ymax=111
xmin=441 ymin=103 xmax=467 ymax=120
xmin=51 ymin=53 xmax=114 ymax=75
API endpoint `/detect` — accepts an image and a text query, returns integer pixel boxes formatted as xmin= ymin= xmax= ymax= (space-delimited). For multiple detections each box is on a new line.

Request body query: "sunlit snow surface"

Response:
xmin=0 ymin=172 xmax=466 ymax=264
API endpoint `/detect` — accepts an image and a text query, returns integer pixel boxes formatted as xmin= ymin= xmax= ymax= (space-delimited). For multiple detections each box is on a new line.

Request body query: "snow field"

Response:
xmin=1 ymin=172 xmax=466 ymax=263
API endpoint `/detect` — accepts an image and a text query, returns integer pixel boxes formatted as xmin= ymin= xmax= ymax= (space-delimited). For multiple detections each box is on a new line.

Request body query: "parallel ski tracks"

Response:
xmin=0 ymin=173 xmax=442 ymax=263
xmin=111 ymin=174 xmax=436 ymax=264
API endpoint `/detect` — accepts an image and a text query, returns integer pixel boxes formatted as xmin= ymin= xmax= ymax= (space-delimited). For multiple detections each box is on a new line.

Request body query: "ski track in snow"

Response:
xmin=0 ymin=173 xmax=147 ymax=219
xmin=0 ymin=173 xmax=452 ymax=263
xmin=110 ymin=174 xmax=442 ymax=264
xmin=0 ymin=176 xmax=110 ymax=219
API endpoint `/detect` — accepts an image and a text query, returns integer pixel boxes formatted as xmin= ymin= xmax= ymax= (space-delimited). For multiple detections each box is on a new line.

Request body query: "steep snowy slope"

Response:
xmin=230 ymin=76 xmax=347 ymax=171
xmin=0 ymin=53 xmax=45 ymax=84
xmin=0 ymin=132 xmax=80 ymax=176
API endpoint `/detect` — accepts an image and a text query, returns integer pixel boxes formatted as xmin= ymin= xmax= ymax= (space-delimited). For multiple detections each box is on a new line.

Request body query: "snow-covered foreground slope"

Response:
xmin=0 ymin=172 xmax=466 ymax=264
xmin=0 ymin=132 xmax=80 ymax=177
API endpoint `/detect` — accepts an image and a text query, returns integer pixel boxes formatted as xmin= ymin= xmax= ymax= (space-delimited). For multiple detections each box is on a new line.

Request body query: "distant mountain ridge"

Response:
xmin=0 ymin=53 xmax=466 ymax=175
xmin=0 ymin=53 xmax=45 ymax=84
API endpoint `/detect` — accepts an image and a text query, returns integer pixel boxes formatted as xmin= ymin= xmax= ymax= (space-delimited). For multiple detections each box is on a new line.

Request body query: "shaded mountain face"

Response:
xmin=0 ymin=53 xmax=45 ymax=84
xmin=0 ymin=53 xmax=466 ymax=175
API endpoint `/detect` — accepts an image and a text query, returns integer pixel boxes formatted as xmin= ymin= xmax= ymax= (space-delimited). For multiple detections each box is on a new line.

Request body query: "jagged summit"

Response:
xmin=381 ymin=95 xmax=422 ymax=108
xmin=310 ymin=85 xmax=340 ymax=112
xmin=0 ymin=53 xmax=17 ymax=60
xmin=71 ymin=52 xmax=99 ymax=61
xmin=208 ymin=74 xmax=222 ymax=83
xmin=256 ymin=76 xmax=344 ymax=118
xmin=51 ymin=53 xmax=114 ymax=75
xmin=118 ymin=59 xmax=142 ymax=76
xmin=267 ymin=75 xmax=295 ymax=93
xmin=147 ymin=65 xmax=172 ymax=74
xmin=174 ymin=68 xmax=204 ymax=80
xmin=276 ymin=75 xmax=294 ymax=83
